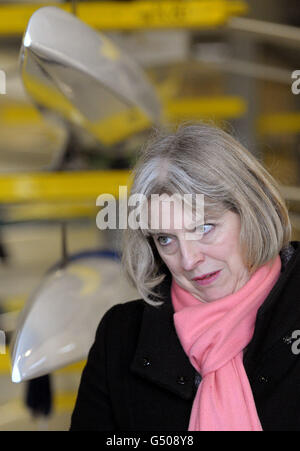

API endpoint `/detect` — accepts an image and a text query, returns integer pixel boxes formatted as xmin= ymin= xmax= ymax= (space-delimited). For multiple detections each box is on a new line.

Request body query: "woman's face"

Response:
xmin=149 ymin=196 xmax=250 ymax=303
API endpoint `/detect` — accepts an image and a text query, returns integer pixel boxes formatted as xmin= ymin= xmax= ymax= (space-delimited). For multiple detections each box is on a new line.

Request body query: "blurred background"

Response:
xmin=0 ymin=0 xmax=300 ymax=430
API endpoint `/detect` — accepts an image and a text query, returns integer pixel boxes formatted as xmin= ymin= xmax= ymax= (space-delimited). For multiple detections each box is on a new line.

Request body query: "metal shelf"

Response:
xmin=0 ymin=0 xmax=248 ymax=36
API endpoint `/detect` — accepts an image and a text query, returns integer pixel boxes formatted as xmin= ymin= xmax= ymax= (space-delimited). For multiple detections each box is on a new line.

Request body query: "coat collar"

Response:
xmin=130 ymin=274 xmax=197 ymax=401
xmin=244 ymin=241 xmax=300 ymax=370
xmin=130 ymin=242 xmax=300 ymax=398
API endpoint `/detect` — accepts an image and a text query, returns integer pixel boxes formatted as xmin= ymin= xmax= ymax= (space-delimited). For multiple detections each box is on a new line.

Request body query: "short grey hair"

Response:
xmin=122 ymin=122 xmax=292 ymax=305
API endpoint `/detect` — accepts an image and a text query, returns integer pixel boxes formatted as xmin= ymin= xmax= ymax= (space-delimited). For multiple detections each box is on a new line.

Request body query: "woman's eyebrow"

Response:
xmin=147 ymin=230 xmax=171 ymax=235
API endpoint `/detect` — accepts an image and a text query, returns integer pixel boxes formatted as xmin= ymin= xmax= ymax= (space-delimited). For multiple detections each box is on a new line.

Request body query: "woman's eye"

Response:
xmin=193 ymin=223 xmax=214 ymax=235
xmin=157 ymin=236 xmax=172 ymax=246
xmin=203 ymin=224 xmax=214 ymax=234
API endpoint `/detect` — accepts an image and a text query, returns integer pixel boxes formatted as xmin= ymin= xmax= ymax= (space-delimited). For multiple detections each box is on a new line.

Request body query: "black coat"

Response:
xmin=70 ymin=241 xmax=300 ymax=431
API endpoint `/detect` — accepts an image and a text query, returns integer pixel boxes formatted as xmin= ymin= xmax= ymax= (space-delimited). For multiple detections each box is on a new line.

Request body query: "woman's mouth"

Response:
xmin=192 ymin=270 xmax=221 ymax=286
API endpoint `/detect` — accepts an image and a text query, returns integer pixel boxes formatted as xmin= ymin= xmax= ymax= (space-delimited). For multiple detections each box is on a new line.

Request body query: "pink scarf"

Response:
xmin=171 ymin=256 xmax=281 ymax=431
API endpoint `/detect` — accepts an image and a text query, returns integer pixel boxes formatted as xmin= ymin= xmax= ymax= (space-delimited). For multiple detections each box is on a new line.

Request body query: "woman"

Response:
xmin=70 ymin=123 xmax=300 ymax=431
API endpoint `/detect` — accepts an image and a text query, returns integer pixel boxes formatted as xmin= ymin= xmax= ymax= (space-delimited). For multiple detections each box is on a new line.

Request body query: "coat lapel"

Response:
xmin=130 ymin=276 xmax=197 ymax=401
xmin=244 ymin=241 xmax=300 ymax=371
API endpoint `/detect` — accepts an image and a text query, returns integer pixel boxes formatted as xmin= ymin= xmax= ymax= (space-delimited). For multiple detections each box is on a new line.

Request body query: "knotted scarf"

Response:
xmin=171 ymin=256 xmax=281 ymax=431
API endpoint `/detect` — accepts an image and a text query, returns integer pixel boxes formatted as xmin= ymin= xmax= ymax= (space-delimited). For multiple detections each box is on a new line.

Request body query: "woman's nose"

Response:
xmin=180 ymin=240 xmax=205 ymax=271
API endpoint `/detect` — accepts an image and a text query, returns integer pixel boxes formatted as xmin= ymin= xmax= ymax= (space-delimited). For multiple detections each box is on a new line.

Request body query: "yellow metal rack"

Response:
xmin=0 ymin=170 xmax=131 ymax=204
xmin=0 ymin=0 xmax=248 ymax=35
